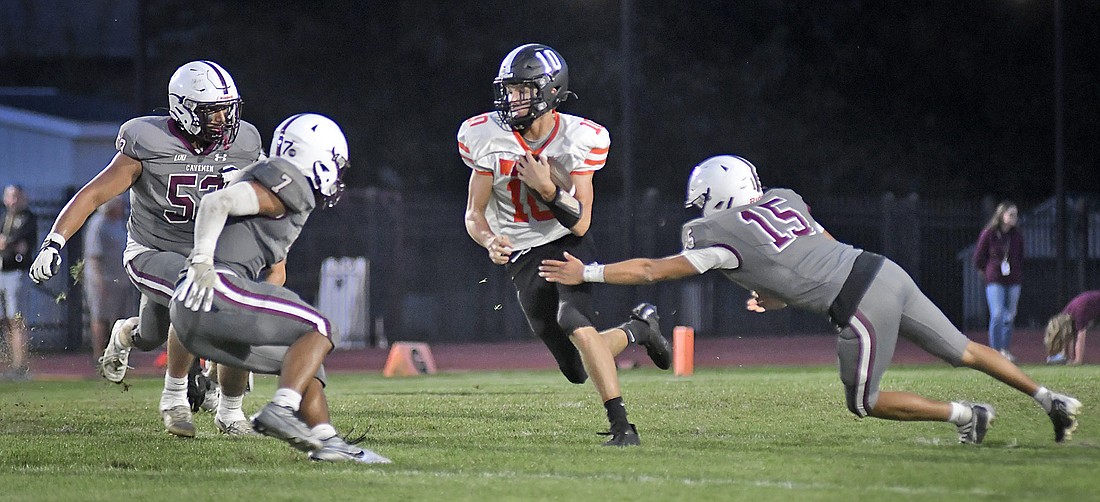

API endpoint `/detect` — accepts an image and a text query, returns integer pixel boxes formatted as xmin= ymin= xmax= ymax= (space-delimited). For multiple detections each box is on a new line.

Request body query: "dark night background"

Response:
xmin=2 ymin=0 xmax=1099 ymax=346
xmin=3 ymin=0 xmax=1097 ymax=205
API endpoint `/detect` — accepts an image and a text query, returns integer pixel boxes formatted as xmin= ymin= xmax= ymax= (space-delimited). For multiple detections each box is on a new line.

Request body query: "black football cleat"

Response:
xmin=620 ymin=303 xmax=672 ymax=370
xmin=956 ymin=402 xmax=994 ymax=444
xmin=1048 ymin=394 xmax=1082 ymax=443
xmin=186 ymin=358 xmax=212 ymax=413
xmin=600 ymin=423 xmax=641 ymax=447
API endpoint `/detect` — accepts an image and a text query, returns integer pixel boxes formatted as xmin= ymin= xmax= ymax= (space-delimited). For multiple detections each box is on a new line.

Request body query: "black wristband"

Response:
xmin=40 ymin=235 xmax=64 ymax=252
xmin=548 ymin=188 xmax=582 ymax=229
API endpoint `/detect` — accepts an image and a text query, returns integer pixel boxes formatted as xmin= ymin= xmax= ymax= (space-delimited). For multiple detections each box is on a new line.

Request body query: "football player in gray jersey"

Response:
xmin=29 ymin=60 xmax=263 ymax=437
xmin=170 ymin=113 xmax=388 ymax=463
xmin=540 ymin=155 xmax=1082 ymax=445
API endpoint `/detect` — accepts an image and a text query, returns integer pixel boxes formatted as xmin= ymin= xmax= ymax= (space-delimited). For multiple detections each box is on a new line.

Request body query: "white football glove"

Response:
xmin=220 ymin=165 xmax=245 ymax=185
xmin=29 ymin=233 xmax=65 ymax=284
xmin=176 ymin=254 xmax=218 ymax=312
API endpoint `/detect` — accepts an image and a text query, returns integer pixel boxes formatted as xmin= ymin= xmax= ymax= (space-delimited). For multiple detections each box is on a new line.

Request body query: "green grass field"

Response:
xmin=1 ymin=364 xmax=1096 ymax=501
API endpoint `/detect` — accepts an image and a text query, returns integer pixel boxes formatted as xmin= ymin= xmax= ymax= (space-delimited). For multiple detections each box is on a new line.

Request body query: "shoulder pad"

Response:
xmin=766 ymin=187 xmax=804 ymax=204
xmin=559 ymin=114 xmax=610 ymax=147
xmin=457 ymin=112 xmax=514 ymax=170
xmin=246 ymin=158 xmax=316 ymax=214
xmin=234 ymin=121 xmax=264 ymax=160
xmin=681 ymin=218 xmax=706 ymax=249
xmin=116 ymin=116 xmax=169 ymax=161
xmin=558 ymin=114 xmax=610 ymax=173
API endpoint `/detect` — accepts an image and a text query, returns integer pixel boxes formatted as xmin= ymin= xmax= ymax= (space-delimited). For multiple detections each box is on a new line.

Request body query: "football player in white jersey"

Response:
xmin=539 ymin=154 xmax=1082 ymax=445
xmin=29 ymin=61 xmax=264 ymax=437
xmin=460 ymin=43 xmax=672 ymax=446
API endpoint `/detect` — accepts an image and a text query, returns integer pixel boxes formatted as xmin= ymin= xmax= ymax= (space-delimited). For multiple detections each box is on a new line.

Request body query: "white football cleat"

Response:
xmin=97 ymin=317 xmax=138 ymax=383
xmin=309 ymin=435 xmax=391 ymax=464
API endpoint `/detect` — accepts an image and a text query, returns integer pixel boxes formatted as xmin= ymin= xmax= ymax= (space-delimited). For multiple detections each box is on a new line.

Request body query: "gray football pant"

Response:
xmin=169 ymin=271 xmax=329 ymax=385
xmin=837 ymin=258 xmax=970 ymax=417
xmin=124 ymin=250 xmax=185 ymax=351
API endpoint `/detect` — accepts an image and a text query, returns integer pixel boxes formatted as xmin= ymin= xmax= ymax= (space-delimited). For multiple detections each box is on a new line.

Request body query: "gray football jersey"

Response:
xmin=681 ymin=188 xmax=862 ymax=315
xmin=119 ymin=116 xmax=263 ymax=257
xmin=212 ymin=158 xmax=316 ymax=280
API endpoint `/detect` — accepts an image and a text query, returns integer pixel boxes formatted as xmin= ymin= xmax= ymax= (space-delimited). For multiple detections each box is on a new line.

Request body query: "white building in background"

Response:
xmin=0 ymin=102 xmax=120 ymax=191
xmin=0 ymin=0 xmax=140 ymax=190
xmin=0 ymin=90 xmax=133 ymax=351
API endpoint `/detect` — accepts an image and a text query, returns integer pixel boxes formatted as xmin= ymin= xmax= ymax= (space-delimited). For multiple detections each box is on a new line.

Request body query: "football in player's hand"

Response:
xmin=546 ymin=157 xmax=574 ymax=194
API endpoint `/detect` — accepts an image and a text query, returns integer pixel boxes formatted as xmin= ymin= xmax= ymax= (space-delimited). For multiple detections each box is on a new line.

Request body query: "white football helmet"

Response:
xmin=684 ymin=155 xmax=763 ymax=216
xmin=270 ymin=113 xmax=350 ymax=208
xmin=168 ymin=60 xmax=242 ymax=148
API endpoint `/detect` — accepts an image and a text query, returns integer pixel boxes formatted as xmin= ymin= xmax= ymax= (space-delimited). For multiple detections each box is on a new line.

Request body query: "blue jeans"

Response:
xmin=985 ymin=283 xmax=1021 ymax=351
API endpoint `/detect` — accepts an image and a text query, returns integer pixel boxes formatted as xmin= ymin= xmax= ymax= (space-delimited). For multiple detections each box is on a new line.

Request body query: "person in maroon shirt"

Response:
xmin=973 ymin=202 xmax=1024 ymax=362
xmin=1045 ymin=290 xmax=1100 ymax=365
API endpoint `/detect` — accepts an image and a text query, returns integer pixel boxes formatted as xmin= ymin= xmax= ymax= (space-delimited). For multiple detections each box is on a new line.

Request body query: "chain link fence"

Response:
xmin=24 ymin=187 xmax=1100 ymax=351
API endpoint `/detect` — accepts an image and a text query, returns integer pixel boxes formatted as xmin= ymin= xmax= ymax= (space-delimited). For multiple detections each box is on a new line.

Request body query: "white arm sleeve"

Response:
xmin=680 ymin=246 xmax=740 ymax=273
xmin=191 ymin=181 xmax=261 ymax=258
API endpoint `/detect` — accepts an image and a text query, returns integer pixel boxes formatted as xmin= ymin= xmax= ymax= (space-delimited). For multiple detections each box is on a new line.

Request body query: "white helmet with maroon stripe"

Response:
xmin=270 ymin=113 xmax=350 ymax=208
xmin=684 ymin=155 xmax=763 ymax=216
xmin=167 ymin=60 xmax=242 ymax=148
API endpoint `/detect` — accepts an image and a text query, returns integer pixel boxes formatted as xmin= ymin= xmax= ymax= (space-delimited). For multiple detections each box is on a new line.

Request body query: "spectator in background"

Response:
xmin=1044 ymin=289 xmax=1100 ymax=365
xmin=973 ymin=201 xmax=1023 ymax=362
xmin=82 ymin=196 xmax=137 ymax=363
xmin=0 ymin=185 xmax=36 ymax=381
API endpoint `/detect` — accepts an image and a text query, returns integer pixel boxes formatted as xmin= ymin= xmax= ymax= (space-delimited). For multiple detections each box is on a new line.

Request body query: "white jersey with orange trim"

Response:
xmin=458 ymin=111 xmax=610 ymax=251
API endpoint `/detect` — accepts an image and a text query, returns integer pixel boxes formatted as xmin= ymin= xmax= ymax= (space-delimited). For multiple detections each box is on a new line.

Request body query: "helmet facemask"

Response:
xmin=191 ymin=100 xmax=242 ymax=148
xmin=493 ymin=77 xmax=557 ymax=131
xmin=684 ymin=189 xmax=712 ymax=213
xmin=313 ymin=152 xmax=350 ymax=208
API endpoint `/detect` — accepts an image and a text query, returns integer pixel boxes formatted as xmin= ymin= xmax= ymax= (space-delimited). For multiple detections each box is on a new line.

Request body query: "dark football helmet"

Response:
xmin=493 ymin=44 xmax=575 ymax=131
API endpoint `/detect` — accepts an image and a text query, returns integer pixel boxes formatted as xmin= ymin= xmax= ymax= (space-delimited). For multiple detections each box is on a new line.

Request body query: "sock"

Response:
xmin=620 ymin=320 xmax=643 ymax=344
xmin=272 ymin=388 xmax=303 ymax=411
xmin=125 ymin=323 xmax=139 ymax=348
xmin=112 ymin=321 xmax=134 ymax=349
xmin=312 ymin=423 xmax=338 ymax=441
xmin=160 ymin=374 xmax=188 ymax=410
xmin=948 ymin=402 xmax=973 ymax=426
xmin=216 ymin=393 xmax=246 ymax=423
xmin=1033 ymin=386 xmax=1053 ymax=413
xmin=604 ymin=396 xmax=629 ymax=431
